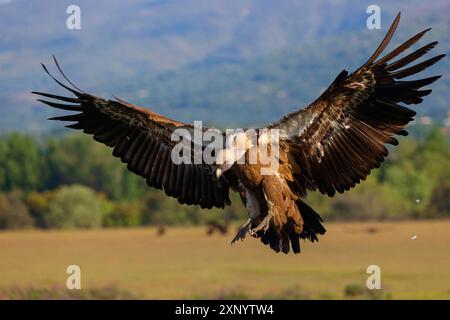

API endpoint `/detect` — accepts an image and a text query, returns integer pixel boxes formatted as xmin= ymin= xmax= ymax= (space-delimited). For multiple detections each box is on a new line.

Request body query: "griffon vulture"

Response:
xmin=33 ymin=13 xmax=444 ymax=254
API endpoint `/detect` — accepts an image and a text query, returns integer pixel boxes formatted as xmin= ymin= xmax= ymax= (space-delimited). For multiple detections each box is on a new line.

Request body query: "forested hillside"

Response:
xmin=1 ymin=0 xmax=449 ymax=132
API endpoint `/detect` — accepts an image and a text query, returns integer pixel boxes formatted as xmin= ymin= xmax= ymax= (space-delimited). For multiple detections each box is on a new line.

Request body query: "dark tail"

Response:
xmin=258 ymin=199 xmax=326 ymax=254
xmin=296 ymin=199 xmax=326 ymax=242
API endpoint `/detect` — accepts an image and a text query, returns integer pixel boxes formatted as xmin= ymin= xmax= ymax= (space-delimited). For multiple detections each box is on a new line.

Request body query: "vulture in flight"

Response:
xmin=33 ymin=13 xmax=444 ymax=254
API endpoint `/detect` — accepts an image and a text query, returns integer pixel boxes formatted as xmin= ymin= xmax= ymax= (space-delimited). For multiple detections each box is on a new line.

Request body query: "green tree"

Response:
xmin=44 ymin=134 xmax=147 ymax=200
xmin=103 ymin=201 xmax=143 ymax=227
xmin=25 ymin=190 xmax=57 ymax=228
xmin=43 ymin=184 xmax=104 ymax=229
xmin=0 ymin=133 xmax=42 ymax=192
xmin=0 ymin=192 xmax=34 ymax=229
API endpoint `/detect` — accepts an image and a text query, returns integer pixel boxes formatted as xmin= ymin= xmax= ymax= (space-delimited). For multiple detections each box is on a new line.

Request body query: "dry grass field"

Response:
xmin=1 ymin=220 xmax=450 ymax=299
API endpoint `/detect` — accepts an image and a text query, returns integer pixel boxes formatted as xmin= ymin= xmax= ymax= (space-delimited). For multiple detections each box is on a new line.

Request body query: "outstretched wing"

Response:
xmin=33 ymin=57 xmax=230 ymax=209
xmin=270 ymin=13 xmax=445 ymax=197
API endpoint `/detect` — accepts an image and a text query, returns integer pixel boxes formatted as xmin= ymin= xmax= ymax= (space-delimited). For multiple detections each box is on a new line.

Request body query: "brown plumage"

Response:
xmin=33 ymin=13 xmax=444 ymax=254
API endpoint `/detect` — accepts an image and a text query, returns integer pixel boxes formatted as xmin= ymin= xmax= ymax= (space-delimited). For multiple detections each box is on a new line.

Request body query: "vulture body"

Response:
xmin=33 ymin=13 xmax=444 ymax=254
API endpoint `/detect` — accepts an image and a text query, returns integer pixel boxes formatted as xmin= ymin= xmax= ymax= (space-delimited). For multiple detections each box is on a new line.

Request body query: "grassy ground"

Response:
xmin=1 ymin=220 xmax=450 ymax=299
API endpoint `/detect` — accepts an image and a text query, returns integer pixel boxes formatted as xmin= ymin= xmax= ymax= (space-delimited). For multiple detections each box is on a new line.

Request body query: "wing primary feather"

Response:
xmin=36 ymin=99 xmax=82 ymax=111
xmin=137 ymin=138 xmax=156 ymax=173
xmin=385 ymin=41 xmax=438 ymax=71
xmin=201 ymin=171 xmax=212 ymax=209
xmin=39 ymin=63 xmax=82 ymax=97
xmin=363 ymin=12 xmax=401 ymax=67
xmin=113 ymin=127 xmax=138 ymax=158
xmin=165 ymin=162 xmax=177 ymax=196
xmin=161 ymin=153 xmax=173 ymax=193
xmin=32 ymin=92 xmax=81 ymax=103
xmin=106 ymin=124 xmax=129 ymax=147
xmin=180 ymin=164 xmax=192 ymax=202
xmin=374 ymin=28 xmax=431 ymax=66
xmin=65 ymin=123 xmax=85 ymax=130
xmin=155 ymin=146 xmax=169 ymax=188
xmin=48 ymin=114 xmax=85 ymax=122
xmin=148 ymin=145 xmax=165 ymax=186
xmin=174 ymin=164 xmax=185 ymax=196
xmin=144 ymin=143 xmax=162 ymax=178
xmin=390 ymin=55 xmax=445 ymax=79
xmin=52 ymin=55 xmax=87 ymax=94
xmin=123 ymin=131 xmax=147 ymax=163
xmin=129 ymin=134 xmax=151 ymax=170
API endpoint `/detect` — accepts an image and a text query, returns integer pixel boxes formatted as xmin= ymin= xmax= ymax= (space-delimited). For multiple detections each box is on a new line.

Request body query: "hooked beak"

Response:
xmin=216 ymin=168 xmax=223 ymax=179
xmin=215 ymin=162 xmax=234 ymax=179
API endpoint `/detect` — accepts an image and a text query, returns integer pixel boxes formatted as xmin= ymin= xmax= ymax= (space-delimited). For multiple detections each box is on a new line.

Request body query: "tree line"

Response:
xmin=0 ymin=127 xmax=449 ymax=230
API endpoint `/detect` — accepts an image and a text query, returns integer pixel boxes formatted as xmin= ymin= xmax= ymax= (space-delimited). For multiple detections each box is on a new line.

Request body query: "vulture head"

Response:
xmin=215 ymin=131 xmax=255 ymax=178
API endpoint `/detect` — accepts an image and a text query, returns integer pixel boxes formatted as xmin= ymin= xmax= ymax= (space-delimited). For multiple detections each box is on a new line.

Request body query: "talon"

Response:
xmin=231 ymin=219 xmax=251 ymax=245
xmin=250 ymin=213 xmax=273 ymax=235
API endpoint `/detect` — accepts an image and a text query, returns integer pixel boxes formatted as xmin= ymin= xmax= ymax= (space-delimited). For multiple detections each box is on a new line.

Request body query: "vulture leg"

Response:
xmin=231 ymin=218 xmax=251 ymax=244
xmin=249 ymin=174 xmax=292 ymax=236
xmin=250 ymin=205 xmax=273 ymax=235
xmin=250 ymin=191 xmax=274 ymax=235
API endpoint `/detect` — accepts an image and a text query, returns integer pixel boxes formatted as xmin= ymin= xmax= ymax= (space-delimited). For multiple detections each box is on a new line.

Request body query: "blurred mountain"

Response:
xmin=0 ymin=0 xmax=449 ymax=132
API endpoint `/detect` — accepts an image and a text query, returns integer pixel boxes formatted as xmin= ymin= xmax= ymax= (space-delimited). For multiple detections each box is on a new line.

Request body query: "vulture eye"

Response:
xmin=229 ymin=135 xmax=238 ymax=147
